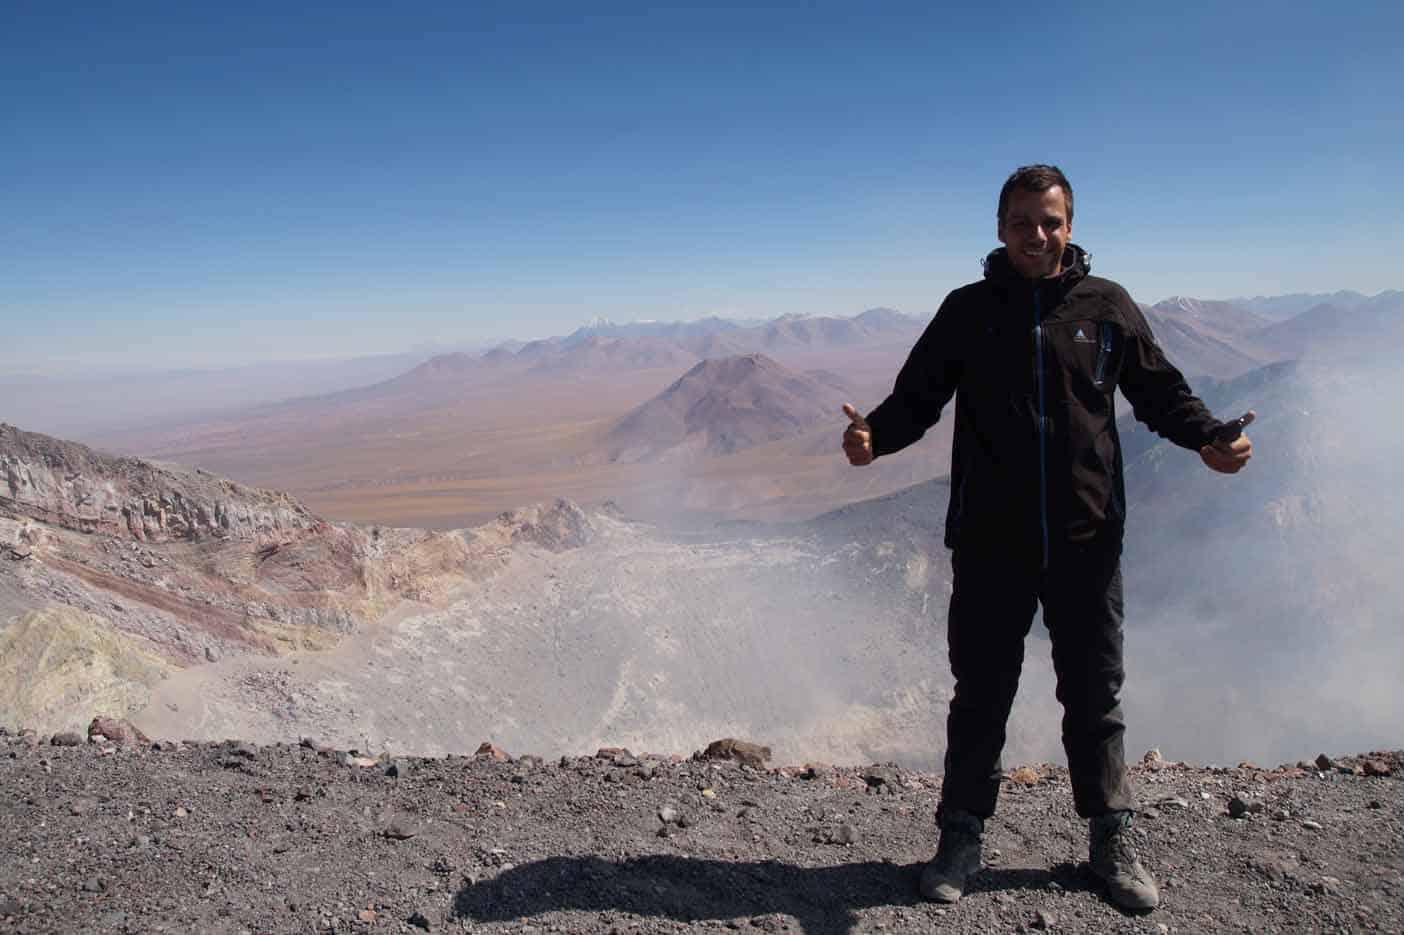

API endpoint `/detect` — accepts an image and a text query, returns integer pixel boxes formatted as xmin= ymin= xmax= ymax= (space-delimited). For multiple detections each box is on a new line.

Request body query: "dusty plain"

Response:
xmin=95 ymin=347 xmax=938 ymax=530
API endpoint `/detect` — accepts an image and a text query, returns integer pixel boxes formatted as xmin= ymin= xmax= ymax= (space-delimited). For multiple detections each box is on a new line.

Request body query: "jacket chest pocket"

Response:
xmin=1047 ymin=320 xmax=1121 ymax=410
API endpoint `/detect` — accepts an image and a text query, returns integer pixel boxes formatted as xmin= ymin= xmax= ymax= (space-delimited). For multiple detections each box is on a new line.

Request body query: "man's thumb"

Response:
xmin=842 ymin=404 xmax=868 ymax=428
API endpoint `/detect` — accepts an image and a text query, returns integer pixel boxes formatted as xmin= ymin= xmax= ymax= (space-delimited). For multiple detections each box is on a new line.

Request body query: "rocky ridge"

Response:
xmin=1 ymin=422 xmax=316 ymax=544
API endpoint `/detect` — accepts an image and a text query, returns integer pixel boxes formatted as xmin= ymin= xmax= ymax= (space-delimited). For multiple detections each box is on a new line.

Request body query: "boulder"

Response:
xmin=699 ymin=738 xmax=771 ymax=769
xmin=87 ymin=717 xmax=150 ymax=747
xmin=474 ymin=742 xmax=510 ymax=762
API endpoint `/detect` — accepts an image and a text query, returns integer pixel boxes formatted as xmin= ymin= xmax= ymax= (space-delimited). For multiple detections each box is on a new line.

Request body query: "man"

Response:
xmin=841 ymin=165 xmax=1252 ymax=911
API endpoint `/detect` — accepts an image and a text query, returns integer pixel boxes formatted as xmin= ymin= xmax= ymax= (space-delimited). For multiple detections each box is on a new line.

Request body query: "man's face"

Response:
xmin=997 ymin=186 xmax=1072 ymax=280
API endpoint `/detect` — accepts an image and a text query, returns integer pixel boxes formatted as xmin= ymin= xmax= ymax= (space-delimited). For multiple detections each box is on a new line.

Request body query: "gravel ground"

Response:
xmin=1 ymin=729 xmax=1400 ymax=935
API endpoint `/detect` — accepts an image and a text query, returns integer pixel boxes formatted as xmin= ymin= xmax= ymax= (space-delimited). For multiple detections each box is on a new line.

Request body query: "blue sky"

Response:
xmin=3 ymin=0 xmax=1400 ymax=372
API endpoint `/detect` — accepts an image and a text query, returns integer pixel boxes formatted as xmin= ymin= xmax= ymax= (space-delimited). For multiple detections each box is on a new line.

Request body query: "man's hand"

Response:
xmin=842 ymin=404 xmax=874 ymax=466
xmin=1200 ymin=433 xmax=1253 ymax=474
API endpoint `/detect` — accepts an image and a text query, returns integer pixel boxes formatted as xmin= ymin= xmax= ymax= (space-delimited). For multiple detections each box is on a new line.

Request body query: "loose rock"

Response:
xmin=475 ymin=742 xmax=511 ymax=762
xmin=87 ymin=717 xmax=150 ymax=747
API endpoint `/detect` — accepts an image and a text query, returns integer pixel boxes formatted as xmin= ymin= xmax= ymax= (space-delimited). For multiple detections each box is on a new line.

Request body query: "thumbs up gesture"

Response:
xmin=842 ymin=404 xmax=874 ymax=466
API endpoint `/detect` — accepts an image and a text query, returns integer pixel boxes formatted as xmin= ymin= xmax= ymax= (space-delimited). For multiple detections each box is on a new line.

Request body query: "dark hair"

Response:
xmin=998 ymin=164 xmax=1073 ymax=224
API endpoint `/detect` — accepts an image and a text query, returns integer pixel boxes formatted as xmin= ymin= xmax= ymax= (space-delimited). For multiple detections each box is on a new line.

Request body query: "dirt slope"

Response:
xmin=0 ymin=734 xmax=1399 ymax=934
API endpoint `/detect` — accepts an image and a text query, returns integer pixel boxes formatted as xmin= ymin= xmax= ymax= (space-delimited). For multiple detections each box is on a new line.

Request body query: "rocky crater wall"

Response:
xmin=0 ymin=423 xmax=318 ymax=543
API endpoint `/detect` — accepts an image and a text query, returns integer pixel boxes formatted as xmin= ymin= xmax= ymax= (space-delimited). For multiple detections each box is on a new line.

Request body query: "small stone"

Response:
xmin=596 ymin=746 xmax=632 ymax=761
xmin=1310 ymin=876 xmax=1343 ymax=895
xmin=700 ymin=738 xmax=771 ymax=769
xmin=382 ymin=821 xmax=418 ymax=840
xmin=1272 ymin=808 xmax=1291 ymax=821
xmin=658 ymin=805 xmax=680 ymax=825
xmin=386 ymin=760 xmax=410 ymax=779
xmin=1032 ymin=908 xmax=1056 ymax=929
xmin=1157 ymin=796 xmax=1190 ymax=810
xmin=830 ymin=823 xmax=857 ymax=845
xmin=1368 ymin=800 xmax=1384 ymax=809
xmin=357 ymin=908 xmax=378 ymax=923
xmin=1315 ymin=753 xmax=1335 ymax=771
xmin=474 ymin=742 xmax=510 ymax=762
xmin=1363 ymin=760 xmax=1392 ymax=777
xmin=1142 ymin=748 xmax=1164 ymax=765
xmin=174 ymin=806 xmax=189 ymax=818
xmin=1301 ymin=819 xmax=1323 ymax=831
xmin=1228 ymin=795 xmax=1251 ymax=819
xmin=51 ymin=732 xmax=83 ymax=747
xmin=863 ymin=766 xmax=901 ymax=790
xmin=407 ymin=910 xmax=432 ymax=930
xmin=225 ymin=741 xmax=258 ymax=759
xmin=701 ymin=788 xmax=716 ymax=799
xmin=1008 ymin=766 xmax=1039 ymax=786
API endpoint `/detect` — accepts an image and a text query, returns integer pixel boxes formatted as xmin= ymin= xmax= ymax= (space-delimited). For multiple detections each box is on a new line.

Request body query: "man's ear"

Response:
xmin=996 ymin=219 xmax=1008 ymax=246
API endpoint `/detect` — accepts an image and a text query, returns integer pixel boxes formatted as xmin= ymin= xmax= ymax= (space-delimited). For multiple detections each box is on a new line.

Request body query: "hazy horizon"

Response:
xmin=5 ymin=287 xmax=1400 ymax=383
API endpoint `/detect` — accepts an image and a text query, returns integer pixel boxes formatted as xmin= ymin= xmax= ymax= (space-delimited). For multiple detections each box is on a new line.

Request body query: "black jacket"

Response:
xmin=865 ymin=245 xmax=1224 ymax=555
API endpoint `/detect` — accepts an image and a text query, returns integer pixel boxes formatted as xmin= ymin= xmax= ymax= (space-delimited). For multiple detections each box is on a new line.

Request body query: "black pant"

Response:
xmin=938 ymin=540 xmax=1136 ymax=820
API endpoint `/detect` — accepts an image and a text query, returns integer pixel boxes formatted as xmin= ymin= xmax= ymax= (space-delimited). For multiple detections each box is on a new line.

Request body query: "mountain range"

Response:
xmin=4 ymin=319 xmax=1402 ymax=767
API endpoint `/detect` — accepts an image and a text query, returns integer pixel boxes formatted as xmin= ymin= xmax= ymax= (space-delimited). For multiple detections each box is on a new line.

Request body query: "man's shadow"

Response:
xmin=453 ymin=855 xmax=1087 ymax=935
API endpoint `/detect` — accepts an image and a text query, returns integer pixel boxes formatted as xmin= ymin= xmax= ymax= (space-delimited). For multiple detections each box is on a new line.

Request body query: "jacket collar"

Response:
xmin=982 ymin=244 xmax=1091 ymax=300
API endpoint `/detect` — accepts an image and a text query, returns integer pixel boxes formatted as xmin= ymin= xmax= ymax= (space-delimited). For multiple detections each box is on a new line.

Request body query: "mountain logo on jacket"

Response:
xmin=1073 ymin=327 xmax=1095 ymax=344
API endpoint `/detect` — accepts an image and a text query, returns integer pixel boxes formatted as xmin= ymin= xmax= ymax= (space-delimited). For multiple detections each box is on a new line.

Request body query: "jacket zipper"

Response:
xmin=1093 ymin=322 xmax=1113 ymax=386
xmin=1033 ymin=292 xmax=1049 ymax=570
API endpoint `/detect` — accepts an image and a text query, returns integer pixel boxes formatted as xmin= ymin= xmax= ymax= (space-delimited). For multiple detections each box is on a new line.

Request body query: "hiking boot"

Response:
xmin=919 ymin=809 xmax=984 ymax=903
xmin=1089 ymin=810 xmax=1160 ymax=911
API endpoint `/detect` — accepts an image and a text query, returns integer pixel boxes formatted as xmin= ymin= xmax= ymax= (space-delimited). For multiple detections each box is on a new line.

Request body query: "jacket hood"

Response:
xmin=983 ymin=244 xmax=1091 ymax=291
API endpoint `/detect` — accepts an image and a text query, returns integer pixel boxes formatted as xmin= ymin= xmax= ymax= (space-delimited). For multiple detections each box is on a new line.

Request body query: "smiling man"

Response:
xmin=841 ymin=165 xmax=1252 ymax=911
